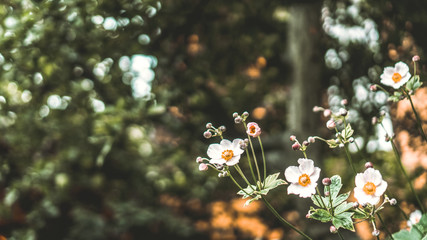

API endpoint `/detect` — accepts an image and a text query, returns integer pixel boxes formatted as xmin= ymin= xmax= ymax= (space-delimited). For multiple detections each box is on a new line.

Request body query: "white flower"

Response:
xmin=407 ymin=210 xmax=422 ymax=228
xmin=380 ymin=61 xmax=411 ymax=89
xmin=207 ymin=139 xmax=244 ymax=166
xmin=284 ymin=158 xmax=321 ymax=198
xmin=353 ymin=168 xmax=387 ymax=205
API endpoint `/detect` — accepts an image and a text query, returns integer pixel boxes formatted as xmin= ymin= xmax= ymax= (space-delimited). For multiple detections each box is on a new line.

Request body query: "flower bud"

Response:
xmin=244 ymin=138 xmax=249 ymax=144
xmin=199 ymin=163 xmax=208 ymax=171
xmin=330 ymin=226 xmax=337 ymax=234
xmin=303 ymin=140 xmax=309 ymax=146
xmin=380 ymin=110 xmax=386 ymax=116
xmin=313 ymin=106 xmax=322 ymax=112
xmin=372 ymin=230 xmax=380 ymax=237
xmin=369 ymin=84 xmax=377 ymax=92
xmin=219 ymin=125 xmax=226 ymax=132
xmin=218 ymin=172 xmax=223 ymax=177
xmin=371 ymin=117 xmax=378 ymax=125
xmin=412 ymin=55 xmax=420 ymax=62
xmin=326 ymin=119 xmax=336 ymax=130
xmin=290 ymin=135 xmax=296 ymax=141
xmin=322 ymin=178 xmax=331 ymax=186
xmin=390 ymin=198 xmax=397 ymax=205
xmin=232 ymin=112 xmax=239 ymax=118
xmin=323 ymin=109 xmax=332 ymax=118
xmin=242 ymin=111 xmax=249 ymax=117
xmin=353 ymin=202 xmax=359 ymax=208
xmin=206 ymin=122 xmax=213 ymax=129
xmin=222 ymin=171 xmax=228 ymax=177
xmin=306 ymin=213 xmax=311 ymax=218
xmin=339 ymin=143 xmax=345 ymax=148
xmin=339 ymin=108 xmax=348 ymax=116
xmin=341 ymin=99 xmax=348 ymax=106
xmin=308 ymin=137 xmax=315 ymax=143
xmin=324 ymin=191 xmax=330 ymax=197
xmin=292 ymin=142 xmax=301 ymax=151
xmin=239 ymin=140 xmax=248 ymax=150
xmin=234 ymin=116 xmax=242 ymax=124
xmin=203 ymin=131 xmax=212 ymax=139
xmin=247 ymin=122 xmax=261 ymax=137
xmin=216 ymin=165 xmax=224 ymax=171
xmin=196 ymin=156 xmax=203 ymax=163
xmin=349 ymin=137 xmax=354 ymax=143
xmin=365 ymin=162 xmax=374 ymax=169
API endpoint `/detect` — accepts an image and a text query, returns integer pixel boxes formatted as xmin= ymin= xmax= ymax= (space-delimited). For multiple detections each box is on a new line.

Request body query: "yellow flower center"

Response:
xmin=249 ymin=126 xmax=256 ymax=134
xmin=221 ymin=150 xmax=234 ymax=161
xmin=363 ymin=182 xmax=376 ymax=195
xmin=298 ymin=174 xmax=311 ymax=187
xmin=392 ymin=72 xmax=402 ymax=83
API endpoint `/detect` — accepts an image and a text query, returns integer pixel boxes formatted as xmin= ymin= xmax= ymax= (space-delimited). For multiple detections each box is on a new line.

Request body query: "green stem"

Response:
xmin=258 ymin=136 xmax=267 ymax=186
xmin=228 ymin=171 xmax=250 ymax=196
xmin=316 ymin=187 xmax=327 ymax=209
xmin=343 ymin=144 xmax=357 ymax=175
xmin=245 ymin=148 xmax=258 ymax=185
xmin=337 ymin=230 xmax=345 ymax=240
xmin=261 ymin=196 xmax=313 ymax=240
xmin=389 ymin=137 xmax=425 ymax=213
xmin=402 ymin=88 xmax=427 ymax=142
xmin=234 ymin=165 xmax=255 ymax=191
xmin=377 ymin=213 xmax=394 ymax=240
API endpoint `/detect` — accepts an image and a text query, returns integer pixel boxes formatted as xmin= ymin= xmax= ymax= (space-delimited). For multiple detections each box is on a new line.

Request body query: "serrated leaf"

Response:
xmin=392 ymin=228 xmax=422 ymax=240
xmin=333 ymin=212 xmax=355 ymax=231
xmin=332 ymin=192 xmax=350 ymax=207
xmin=263 ymin=172 xmax=287 ymax=191
xmin=326 ymin=139 xmax=338 ymax=148
xmin=237 ymin=185 xmax=257 ymax=199
xmin=311 ymin=195 xmax=329 ymax=208
xmin=334 ymin=202 xmax=354 ymax=215
xmin=310 ymin=208 xmax=332 ymax=223
xmin=352 ymin=210 xmax=368 ymax=219
xmin=343 ymin=124 xmax=354 ymax=139
xmin=329 ymin=175 xmax=343 ymax=200
xmin=243 ymin=195 xmax=261 ymax=206
xmin=388 ymin=95 xmax=400 ymax=102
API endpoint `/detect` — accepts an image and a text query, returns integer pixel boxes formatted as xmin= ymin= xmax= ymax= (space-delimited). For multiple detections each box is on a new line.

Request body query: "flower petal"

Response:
xmin=209 ymin=158 xmax=226 ymax=165
xmin=225 ymin=155 xmax=240 ymax=166
xmin=355 ymin=173 xmax=365 ymax=188
xmin=284 ymin=166 xmax=301 ymax=183
xmin=207 ymin=143 xmax=222 ymax=159
xmin=363 ymin=168 xmax=382 ymax=185
xmin=287 ymin=183 xmax=305 ymax=196
xmin=298 ymin=158 xmax=314 ymax=175
xmin=374 ymin=180 xmax=387 ymax=197
xmin=232 ymin=138 xmax=244 ymax=155
xmin=220 ymin=139 xmax=232 ymax=149
xmin=395 ymin=61 xmax=409 ymax=76
xmin=310 ymin=167 xmax=321 ymax=182
xmin=299 ymin=182 xmax=317 ymax=198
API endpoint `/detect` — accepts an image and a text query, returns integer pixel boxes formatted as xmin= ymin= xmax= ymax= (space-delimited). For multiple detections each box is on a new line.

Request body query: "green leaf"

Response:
xmin=392 ymin=228 xmax=422 ymax=240
xmin=237 ymin=184 xmax=257 ymax=199
xmin=326 ymin=139 xmax=338 ymax=148
xmin=343 ymin=124 xmax=354 ymax=139
xmin=311 ymin=195 xmax=329 ymax=208
xmin=310 ymin=208 xmax=332 ymax=223
xmin=334 ymin=202 xmax=354 ymax=215
xmin=262 ymin=172 xmax=287 ymax=192
xmin=329 ymin=175 xmax=343 ymax=200
xmin=352 ymin=209 xmax=368 ymax=219
xmin=332 ymin=212 xmax=355 ymax=231
xmin=243 ymin=195 xmax=261 ymax=206
xmin=332 ymin=192 xmax=350 ymax=207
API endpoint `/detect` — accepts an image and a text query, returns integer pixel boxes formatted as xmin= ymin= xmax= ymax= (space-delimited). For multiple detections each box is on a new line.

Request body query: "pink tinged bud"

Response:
xmin=206 ymin=122 xmax=213 ymax=129
xmin=365 ymin=162 xmax=374 ymax=169
xmin=372 ymin=230 xmax=380 ymax=237
xmin=306 ymin=213 xmax=311 ymax=218
xmin=308 ymin=137 xmax=315 ymax=143
xmin=412 ymin=55 xmax=420 ymax=62
xmin=330 ymin=226 xmax=337 ymax=233
xmin=232 ymin=112 xmax=239 ymax=118
xmin=341 ymin=99 xmax=348 ymax=106
xmin=242 ymin=111 xmax=249 ymax=117
xmin=219 ymin=125 xmax=226 ymax=132
xmin=369 ymin=84 xmax=377 ymax=92
xmin=353 ymin=202 xmax=359 ymax=208
xmin=246 ymin=122 xmax=261 ymax=137
xmin=196 ymin=156 xmax=203 ymax=163
xmin=322 ymin=178 xmax=331 ymax=186
xmin=313 ymin=106 xmax=322 ymax=112
xmin=339 ymin=108 xmax=348 ymax=116
xmin=326 ymin=119 xmax=336 ymax=130
xmin=203 ymin=131 xmax=212 ymax=138
xmin=349 ymin=137 xmax=354 ymax=143
xmin=290 ymin=135 xmax=296 ymax=141
xmin=199 ymin=163 xmax=208 ymax=171
xmin=303 ymin=140 xmax=309 ymax=146
xmin=371 ymin=117 xmax=378 ymax=125
xmin=390 ymin=198 xmax=397 ymax=205
xmin=323 ymin=109 xmax=332 ymax=117
xmin=234 ymin=116 xmax=242 ymax=124
xmin=292 ymin=142 xmax=301 ymax=151
xmin=324 ymin=191 xmax=330 ymax=197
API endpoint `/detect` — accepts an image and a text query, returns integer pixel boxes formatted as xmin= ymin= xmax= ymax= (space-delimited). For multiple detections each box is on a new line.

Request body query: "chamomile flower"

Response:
xmin=353 ymin=168 xmax=388 ymax=205
xmin=207 ymin=139 xmax=244 ymax=166
xmin=285 ymin=158 xmax=321 ymax=198
xmin=380 ymin=61 xmax=411 ymax=89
